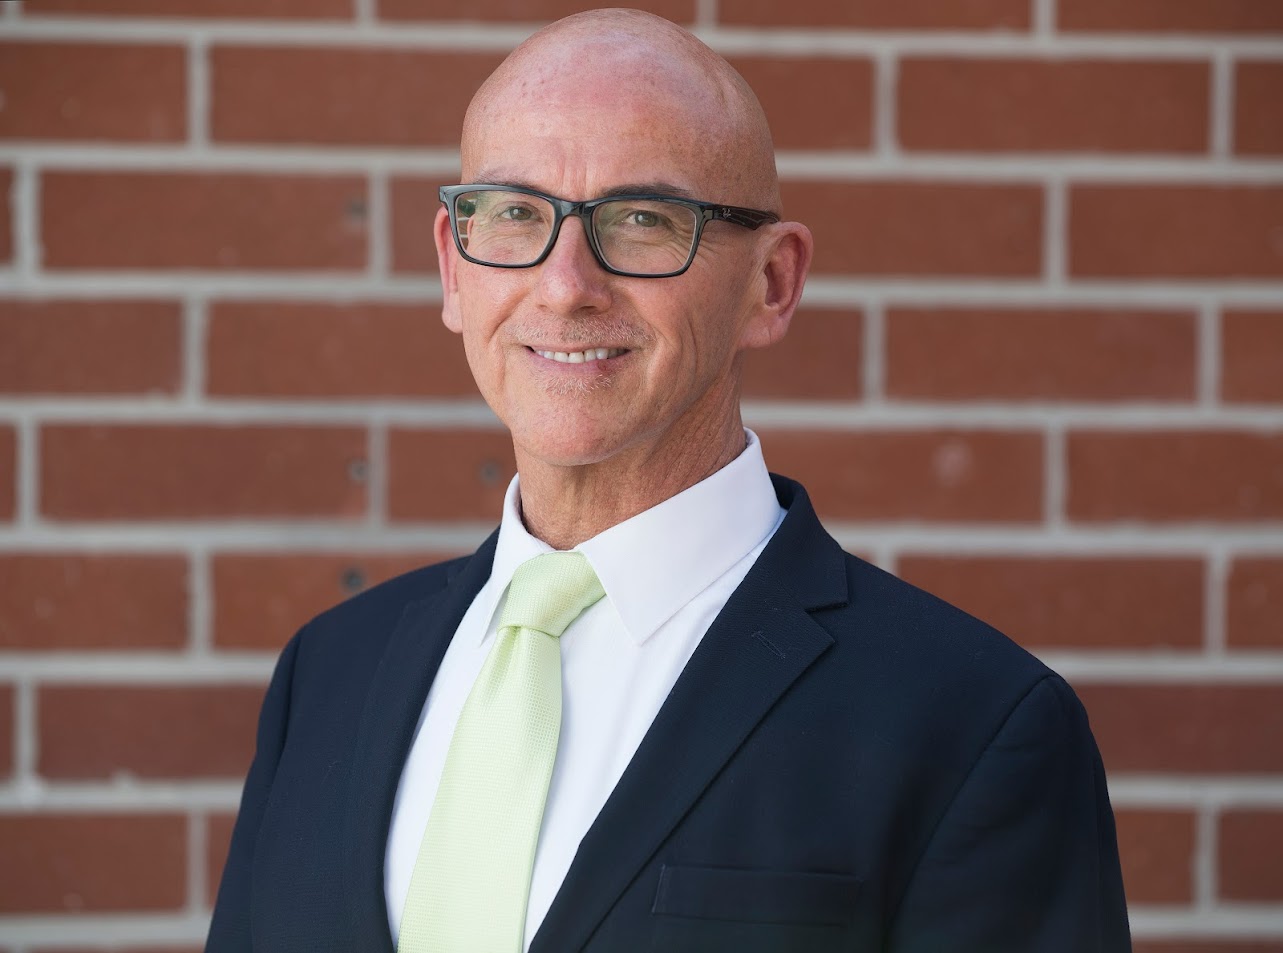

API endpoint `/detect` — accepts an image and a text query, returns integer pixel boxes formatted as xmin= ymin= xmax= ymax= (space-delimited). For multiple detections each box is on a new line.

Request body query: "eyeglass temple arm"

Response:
xmin=715 ymin=206 xmax=781 ymax=229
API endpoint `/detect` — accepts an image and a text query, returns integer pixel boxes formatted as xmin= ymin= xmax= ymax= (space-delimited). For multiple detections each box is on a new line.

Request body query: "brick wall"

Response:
xmin=0 ymin=0 xmax=1280 ymax=949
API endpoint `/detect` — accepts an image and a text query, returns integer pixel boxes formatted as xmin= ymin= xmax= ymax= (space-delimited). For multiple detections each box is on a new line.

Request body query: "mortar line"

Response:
xmin=1043 ymin=423 xmax=1066 ymax=529
xmin=1205 ymin=547 xmax=1230 ymax=656
xmin=187 ymin=34 xmax=210 ymax=148
xmin=1043 ymin=176 xmax=1067 ymax=288
xmin=1033 ymin=0 xmax=1057 ymax=37
xmin=5 ymin=17 xmax=1283 ymax=56
xmin=182 ymin=296 xmax=208 ymax=405
xmin=189 ymin=546 xmax=213 ymax=656
xmin=695 ymin=0 xmax=717 ymax=29
xmin=872 ymin=48 xmax=898 ymax=158
xmin=354 ymin=0 xmax=377 ymax=25
xmin=862 ymin=299 xmax=885 ymax=402
xmin=1211 ymin=50 xmax=1235 ymax=159
xmin=1194 ymin=801 xmax=1220 ymax=911
xmin=14 ymin=678 xmax=36 ymax=791
xmin=367 ymin=168 xmax=390 ymax=279
xmin=15 ymin=416 xmax=37 ymax=528
xmin=6 ymin=143 xmax=1283 ymax=181
xmin=188 ymin=810 xmax=208 ymax=916
xmin=4 ymin=399 xmax=1283 ymax=429
xmin=366 ymin=420 xmax=389 ymax=528
xmin=1198 ymin=299 xmax=1221 ymax=407
xmin=13 ymin=160 xmax=39 ymax=284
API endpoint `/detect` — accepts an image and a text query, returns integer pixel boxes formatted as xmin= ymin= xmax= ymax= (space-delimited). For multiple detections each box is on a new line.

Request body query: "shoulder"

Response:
xmin=286 ymin=553 xmax=473 ymax=668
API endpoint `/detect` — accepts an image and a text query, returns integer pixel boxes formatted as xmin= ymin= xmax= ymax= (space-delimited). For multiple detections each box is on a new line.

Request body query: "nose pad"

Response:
xmin=535 ymin=214 xmax=612 ymax=310
xmin=545 ymin=213 xmax=602 ymax=269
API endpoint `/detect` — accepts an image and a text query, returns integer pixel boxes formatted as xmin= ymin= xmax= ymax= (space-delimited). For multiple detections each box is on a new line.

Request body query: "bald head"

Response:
xmin=461 ymin=9 xmax=780 ymax=211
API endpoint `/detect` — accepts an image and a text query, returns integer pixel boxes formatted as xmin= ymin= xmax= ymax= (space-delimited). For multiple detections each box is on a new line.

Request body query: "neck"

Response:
xmin=514 ymin=412 xmax=748 ymax=551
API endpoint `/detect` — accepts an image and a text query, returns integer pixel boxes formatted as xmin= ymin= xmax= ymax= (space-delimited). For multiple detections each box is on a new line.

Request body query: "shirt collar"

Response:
xmin=477 ymin=429 xmax=783 ymax=646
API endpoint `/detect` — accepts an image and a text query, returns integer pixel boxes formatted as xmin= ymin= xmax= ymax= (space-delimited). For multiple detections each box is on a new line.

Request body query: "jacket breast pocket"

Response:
xmin=648 ymin=865 xmax=863 ymax=953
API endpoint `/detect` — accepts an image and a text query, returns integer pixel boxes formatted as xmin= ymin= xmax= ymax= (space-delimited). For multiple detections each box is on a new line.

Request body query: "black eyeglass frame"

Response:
xmin=438 ymin=183 xmax=781 ymax=279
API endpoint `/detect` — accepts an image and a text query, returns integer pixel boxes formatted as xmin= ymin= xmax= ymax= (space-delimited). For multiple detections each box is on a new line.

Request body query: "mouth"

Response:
xmin=529 ymin=347 xmax=629 ymax=364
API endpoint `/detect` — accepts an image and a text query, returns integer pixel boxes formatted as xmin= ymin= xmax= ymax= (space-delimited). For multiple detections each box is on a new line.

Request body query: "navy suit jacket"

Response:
xmin=207 ymin=476 xmax=1131 ymax=952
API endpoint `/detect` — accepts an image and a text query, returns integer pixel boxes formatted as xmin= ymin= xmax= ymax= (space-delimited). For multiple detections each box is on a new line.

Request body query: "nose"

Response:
xmin=533 ymin=215 xmax=613 ymax=315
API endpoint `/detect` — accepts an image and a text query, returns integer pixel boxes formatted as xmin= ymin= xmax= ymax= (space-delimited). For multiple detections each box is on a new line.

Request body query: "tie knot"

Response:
xmin=498 ymin=551 xmax=605 ymax=639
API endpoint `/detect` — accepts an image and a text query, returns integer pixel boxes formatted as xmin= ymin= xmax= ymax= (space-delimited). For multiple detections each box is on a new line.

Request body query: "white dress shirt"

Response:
xmin=384 ymin=430 xmax=785 ymax=950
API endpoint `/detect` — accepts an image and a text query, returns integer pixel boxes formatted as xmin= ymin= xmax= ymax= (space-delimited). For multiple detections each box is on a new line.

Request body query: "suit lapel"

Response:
xmin=341 ymin=532 xmax=498 ymax=952
xmin=531 ymin=478 xmax=849 ymax=953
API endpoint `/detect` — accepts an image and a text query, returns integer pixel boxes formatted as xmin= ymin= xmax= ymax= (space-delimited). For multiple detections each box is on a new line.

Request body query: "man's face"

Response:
xmin=436 ymin=63 xmax=774 ymax=471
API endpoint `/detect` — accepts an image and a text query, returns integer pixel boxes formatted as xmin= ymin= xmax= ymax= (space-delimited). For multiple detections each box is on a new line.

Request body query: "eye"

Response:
xmin=626 ymin=209 xmax=661 ymax=227
xmin=497 ymin=204 xmax=535 ymax=222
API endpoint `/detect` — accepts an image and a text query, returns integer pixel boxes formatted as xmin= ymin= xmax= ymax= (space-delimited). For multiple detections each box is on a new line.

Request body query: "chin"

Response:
xmin=510 ymin=418 xmax=637 ymax=470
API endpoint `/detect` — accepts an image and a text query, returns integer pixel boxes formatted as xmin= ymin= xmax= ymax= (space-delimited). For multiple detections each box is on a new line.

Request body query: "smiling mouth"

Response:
xmin=531 ymin=347 xmax=629 ymax=364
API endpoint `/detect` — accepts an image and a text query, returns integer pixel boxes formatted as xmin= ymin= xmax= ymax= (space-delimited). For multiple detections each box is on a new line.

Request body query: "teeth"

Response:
xmin=535 ymin=348 xmax=625 ymax=364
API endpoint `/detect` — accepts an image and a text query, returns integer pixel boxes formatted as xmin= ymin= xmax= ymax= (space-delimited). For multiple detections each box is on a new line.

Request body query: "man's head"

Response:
xmin=436 ymin=9 xmax=812 ymax=474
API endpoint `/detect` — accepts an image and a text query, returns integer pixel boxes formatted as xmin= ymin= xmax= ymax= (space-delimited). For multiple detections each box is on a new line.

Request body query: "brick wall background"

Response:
xmin=0 ymin=0 xmax=1280 ymax=949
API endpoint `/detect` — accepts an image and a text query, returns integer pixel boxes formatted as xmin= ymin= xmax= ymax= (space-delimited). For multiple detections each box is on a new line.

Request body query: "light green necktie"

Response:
xmin=398 ymin=551 xmax=605 ymax=953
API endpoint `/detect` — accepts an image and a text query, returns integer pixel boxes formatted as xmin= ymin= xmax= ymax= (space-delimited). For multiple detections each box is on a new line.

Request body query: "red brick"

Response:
xmin=206 ymin=812 xmax=237 ymax=907
xmin=211 ymin=48 xmax=502 ymax=147
xmin=0 ymin=814 xmax=186 ymax=912
xmin=743 ymin=308 xmax=862 ymax=400
xmin=729 ymin=57 xmax=873 ymax=150
xmin=1074 ymin=683 xmax=1283 ymax=773
xmin=783 ymin=181 xmax=1042 ymax=277
xmin=40 ymin=425 xmax=367 ymax=521
xmin=1236 ymin=62 xmax=1283 ymax=155
xmin=1135 ymin=945 xmax=1283 ymax=953
xmin=39 ymin=684 xmax=262 ymax=779
xmin=1220 ymin=810 xmax=1283 ymax=900
xmin=1068 ymin=431 xmax=1283 ymax=523
xmin=391 ymin=176 xmax=446 ymax=275
xmin=41 ymin=171 xmax=367 ymax=271
xmin=0 ymin=299 xmax=181 ymax=395
xmin=0 ymin=42 xmax=184 ymax=142
xmin=388 ymin=429 xmax=516 ymax=522
xmin=377 ymin=0 xmax=693 ymax=21
xmin=0 ymin=168 xmax=11 ymax=264
xmin=206 ymin=302 xmax=476 ymax=399
xmin=1228 ymin=558 xmax=1283 ymax=649
xmin=213 ymin=552 xmax=452 ymax=650
xmin=1223 ymin=310 xmax=1283 ymax=403
xmin=762 ymin=430 xmax=1043 ymax=522
xmin=1060 ymin=0 xmax=1283 ymax=33
xmin=0 ymin=554 xmax=187 ymax=650
xmin=1070 ymin=185 xmax=1283 ymax=279
xmin=0 ymin=425 xmax=14 ymax=521
xmin=899 ymin=59 xmax=1209 ymax=154
xmin=897 ymin=555 xmax=1204 ymax=649
xmin=1114 ymin=809 xmax=1196 ymax=904
xmin=720 ymin=0 xmax=1028 ymax=29
xmin=0 ymin=684 xmax=12 ymax=778
xmin=24 ymin=0 xmax=351 ymax=17
xmin=886 ymin=307 xmax=1196 ymax=401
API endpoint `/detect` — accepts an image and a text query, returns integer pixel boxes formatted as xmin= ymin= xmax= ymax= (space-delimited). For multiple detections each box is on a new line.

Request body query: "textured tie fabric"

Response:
xmin=398 ymin=551 xmax=606 ymax=953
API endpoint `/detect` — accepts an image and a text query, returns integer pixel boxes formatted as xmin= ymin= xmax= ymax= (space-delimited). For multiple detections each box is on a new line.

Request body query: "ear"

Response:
xmin=434 ymin=205 xmax=464 ymax=334
xmin=738 ymin=221 xmax=813 ymax=351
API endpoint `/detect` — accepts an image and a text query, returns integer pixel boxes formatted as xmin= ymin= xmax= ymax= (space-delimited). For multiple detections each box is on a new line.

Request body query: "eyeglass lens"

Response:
xmin=453 ymin=189 xmax=699 ymax=275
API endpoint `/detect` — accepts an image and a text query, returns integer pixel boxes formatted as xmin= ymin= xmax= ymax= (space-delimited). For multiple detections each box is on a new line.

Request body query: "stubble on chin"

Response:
xmin=540 ymin=372 xmax=616 ymax=397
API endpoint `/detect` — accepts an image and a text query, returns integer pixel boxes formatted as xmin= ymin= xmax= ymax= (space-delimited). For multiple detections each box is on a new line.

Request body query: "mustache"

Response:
xmin=504 ymin=315 xmax=652 ymax=350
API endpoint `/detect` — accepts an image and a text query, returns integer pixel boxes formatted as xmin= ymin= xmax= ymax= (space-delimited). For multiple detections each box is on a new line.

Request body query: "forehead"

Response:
xmin=462 ymin=49 xmax=740 ymax=199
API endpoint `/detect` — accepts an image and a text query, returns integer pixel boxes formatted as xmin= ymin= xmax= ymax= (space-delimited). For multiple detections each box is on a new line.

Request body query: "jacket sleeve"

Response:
xmin=205 ymin=628 xmax=303 ymax=952
xmin=886 ymin=675 xmax=1132 ymax=953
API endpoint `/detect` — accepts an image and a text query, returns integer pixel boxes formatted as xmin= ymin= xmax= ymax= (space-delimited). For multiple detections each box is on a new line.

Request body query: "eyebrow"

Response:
xmin=469 ymin=174 xmax=698 ymax=201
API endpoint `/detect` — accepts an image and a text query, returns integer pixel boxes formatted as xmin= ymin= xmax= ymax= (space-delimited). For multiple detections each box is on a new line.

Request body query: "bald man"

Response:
xmin=207 ymin=10 xmax=1131 ymax=953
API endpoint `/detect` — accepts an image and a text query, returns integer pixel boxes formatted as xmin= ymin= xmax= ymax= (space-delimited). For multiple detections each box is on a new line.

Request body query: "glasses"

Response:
xmin=439 ymin=184 xmax=780 ymax=279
